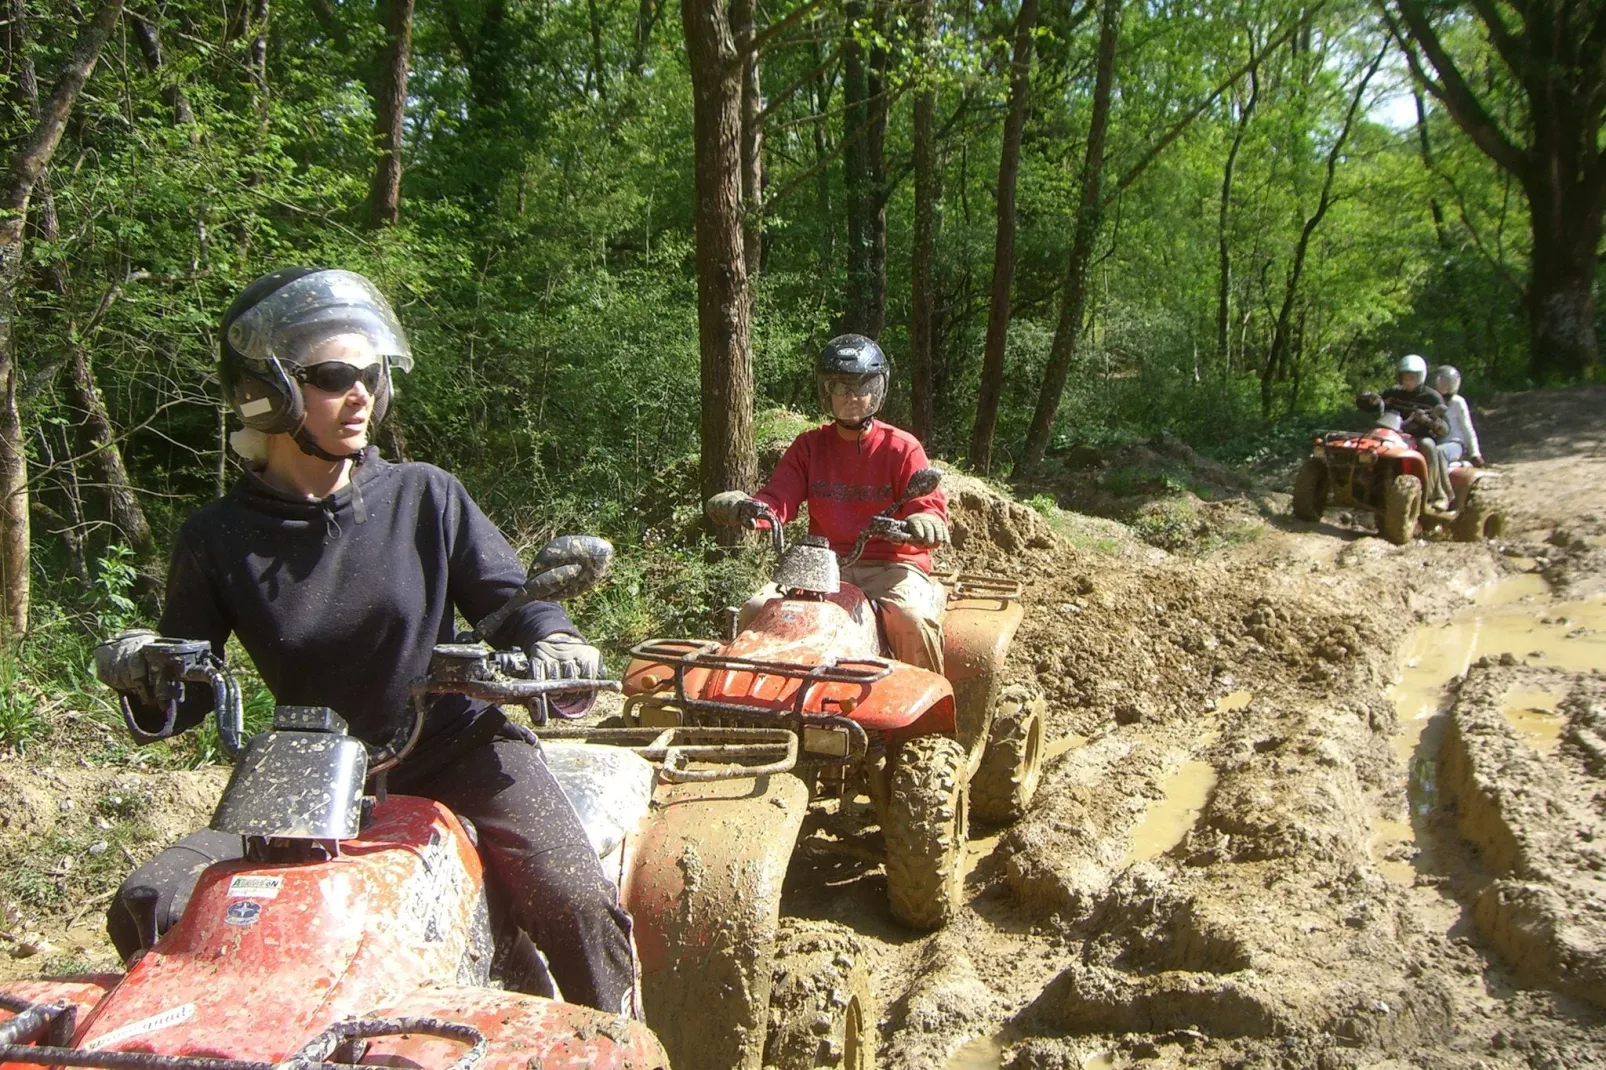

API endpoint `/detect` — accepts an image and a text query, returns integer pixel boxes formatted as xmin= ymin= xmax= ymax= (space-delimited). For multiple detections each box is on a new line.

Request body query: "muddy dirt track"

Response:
xmin=2 ymin=386 xmax=1604 ymax=1068
xmin=782 ymin=385 xmax=1606 ymax=1069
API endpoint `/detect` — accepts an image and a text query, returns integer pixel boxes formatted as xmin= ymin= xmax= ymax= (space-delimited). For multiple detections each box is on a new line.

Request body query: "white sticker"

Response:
xmin=85 ymin=1004 xmax=196 ymax=1051
xmin=226 ymin=875 xmax=282 ymax=899
xmin=239 ymin=397 xmax=274 ymax=417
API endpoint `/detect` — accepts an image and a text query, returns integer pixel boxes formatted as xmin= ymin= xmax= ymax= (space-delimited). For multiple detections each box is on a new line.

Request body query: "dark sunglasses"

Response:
xmin=292 ymin=361 xmax=385 ymax=394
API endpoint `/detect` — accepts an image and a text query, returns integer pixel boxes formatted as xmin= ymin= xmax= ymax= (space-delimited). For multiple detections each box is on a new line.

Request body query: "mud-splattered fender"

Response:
xmin=943 ymin=593 xmax=1026 ymax=758
xmin=626 ymin=773 xmax=809 ymax=1070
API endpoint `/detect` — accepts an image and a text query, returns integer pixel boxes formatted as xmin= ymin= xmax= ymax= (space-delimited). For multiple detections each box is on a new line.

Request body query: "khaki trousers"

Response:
xmin=739 ymin=561 xmax=946 ymax=673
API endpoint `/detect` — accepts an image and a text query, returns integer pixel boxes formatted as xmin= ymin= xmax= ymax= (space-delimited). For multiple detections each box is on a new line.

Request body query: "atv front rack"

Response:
xmin=537 ymin=724 xmax=799 ymax=782
xmin=627 ymin=640 xmax=875 ymax=765
xmin=0 ymin=995 xmax=484 ymax=1070
xmin=933 ymin=572 xmax=1022 ymax=602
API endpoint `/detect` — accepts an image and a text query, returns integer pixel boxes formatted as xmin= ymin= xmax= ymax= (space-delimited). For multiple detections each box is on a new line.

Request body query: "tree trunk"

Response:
xmin=1260 ymin=49 xmax=1380 ymax=418
xmin=682 ymin=0 xmax=758 ymax=516
xmin=1215 ymin=59 xmax=1258 ymax=367
xmin=1411 ymin=89 xmax=1448 ymax=249
xmin=841 ymin=0 xmax=888 ymax=337
xmin=908 ymin=0 xmax=942 ymax=443
xmin=0 ymin=0 xmax=125 ymax=635
xmin=1017 ymin=0 xmax=1120 ymax=473
xmin=631 ymin=0 xmax=659 ymax=74
xmin=1390 ymin=0 xmax=1604 ymax=381
xmin=969 ymin=0 xmax=1038 ymax=472
xmin=130 ymin=13 xmax=197 ymax=132
xmin=367 ymin=0 xmax=415 ymax=229
xmin=587 ymin=0 xmax=607 ymax=98
xmin=730 ymin=0 xmax=763 ymax=279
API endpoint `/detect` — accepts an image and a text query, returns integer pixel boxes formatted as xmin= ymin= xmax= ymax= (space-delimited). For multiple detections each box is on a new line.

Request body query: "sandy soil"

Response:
xmin=2 ymin=385 xmax=1604 ymax=1069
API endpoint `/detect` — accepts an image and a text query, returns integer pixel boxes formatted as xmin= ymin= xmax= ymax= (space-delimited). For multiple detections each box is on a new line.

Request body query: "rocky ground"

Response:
xmin=2 ymin=385 xmax=1603 ymax=1069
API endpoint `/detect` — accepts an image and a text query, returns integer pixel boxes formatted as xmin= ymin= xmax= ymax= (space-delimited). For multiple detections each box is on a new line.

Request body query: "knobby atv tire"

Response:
xmin=764 ymin=917 xmax=876 ymax=1070
xmin=1453 ymin=489 xmax=1505 ymax=543
xmin=968 ymin=686 xmax=1045 ymax=825
xmin=884 ymin=734 xmax=968 ymax=930
xmin=1380 ymin=473 xmax=1421 ymax=546
xmin=1291 ymin=457 xmax=1328 ymax=522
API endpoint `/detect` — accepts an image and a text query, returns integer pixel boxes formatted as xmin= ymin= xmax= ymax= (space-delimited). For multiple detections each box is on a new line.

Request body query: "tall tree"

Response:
xmin=1018 ymin=0 xmax=1121 ymax=472
xmin=1387 ymin=0 xmax=1605 ymax=381
xmin=683 ymin=0 xmax=758 ymax=510
xmin=1260 ymin=45 xmax=1384 ymax=416
xmin=731 ymin=0 xmax=764 ymax=278
xmin=1215 ymin=37 xmax=1260 ymax=369
xmin=0 ymin=0 xmax=125 ymax=635
xmin=368 ymin=0 xmax=416 ymax=229
xmin=908 ymin=0 xmax=943 ymax=441
xmin=841 ymin=0 xmax=889 ymax=337
xmin=969 ymin=0 xmax=1040 ymax=472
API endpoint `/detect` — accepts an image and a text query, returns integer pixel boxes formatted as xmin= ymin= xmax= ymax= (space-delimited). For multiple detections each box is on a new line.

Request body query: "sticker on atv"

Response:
xmin=226 ymin=875 xmax=282 ymax=899
xmin=224 ymin=901 xmax=262 ymax=926
xmin=85 ymin=1003 xmax=196 ymax=1050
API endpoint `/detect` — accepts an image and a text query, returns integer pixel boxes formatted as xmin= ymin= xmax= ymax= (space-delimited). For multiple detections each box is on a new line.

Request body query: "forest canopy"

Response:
xmin=0 ymin=0 xmax=1600 ymax=656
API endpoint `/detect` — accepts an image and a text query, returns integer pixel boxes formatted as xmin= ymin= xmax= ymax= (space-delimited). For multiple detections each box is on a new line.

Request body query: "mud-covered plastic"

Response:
xmin=543 ymin=742 xmax=656 ymax=859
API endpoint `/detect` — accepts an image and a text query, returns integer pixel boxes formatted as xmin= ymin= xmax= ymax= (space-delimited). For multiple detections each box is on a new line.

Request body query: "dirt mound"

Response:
xmin=1438 ymin=664 xmax=1606 ymax=1008
xmin=1015 ymin=434 xmax=1270 ymax=554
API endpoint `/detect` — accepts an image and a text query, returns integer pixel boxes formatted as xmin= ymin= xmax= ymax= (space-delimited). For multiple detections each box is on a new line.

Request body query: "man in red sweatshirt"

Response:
xmin=707 ymin=335 xmax=950 ymax=672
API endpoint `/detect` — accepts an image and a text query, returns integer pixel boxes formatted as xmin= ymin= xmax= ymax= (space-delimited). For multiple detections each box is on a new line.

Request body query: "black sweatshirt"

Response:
xmin=145 ymin=449 xmax=575 ymax=774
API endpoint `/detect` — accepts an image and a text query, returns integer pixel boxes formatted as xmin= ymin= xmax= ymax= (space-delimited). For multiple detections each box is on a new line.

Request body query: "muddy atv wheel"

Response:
xmin=1453 ymin=490 xmax=1505 ymax=543
xmin=1291 ymin=458 xmax=1328 ymax=522
xmin=884 ymin=734 xmax=968 ymax=930
xmin=765 ymin=918 xmax=877 ymax=1070
xmin=968 ymin=686 xmax=1045 ymax=825
xmin=1380 ymin=473 xmax=1421 ymax=546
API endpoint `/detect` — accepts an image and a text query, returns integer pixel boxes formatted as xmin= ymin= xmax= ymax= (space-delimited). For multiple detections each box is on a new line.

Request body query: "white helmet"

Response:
xmin=1433 ymin=365 xmax=1462 ymax=395
xmin=1397 ymin=353 xmax=1428 ymax=381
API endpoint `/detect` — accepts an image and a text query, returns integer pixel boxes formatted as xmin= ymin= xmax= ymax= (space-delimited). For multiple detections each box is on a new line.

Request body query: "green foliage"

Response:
xmin=5 ymin=0 xmax=1570 ymax=759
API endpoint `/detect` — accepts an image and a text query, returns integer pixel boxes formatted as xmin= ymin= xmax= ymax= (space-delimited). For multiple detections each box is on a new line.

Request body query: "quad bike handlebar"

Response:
xmin=742 ymin=466 xmax=943 ymax=568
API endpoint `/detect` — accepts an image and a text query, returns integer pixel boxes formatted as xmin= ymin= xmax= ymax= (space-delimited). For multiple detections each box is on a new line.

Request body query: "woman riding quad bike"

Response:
xmin=93 ymin=267 xmax=636 ymax=1016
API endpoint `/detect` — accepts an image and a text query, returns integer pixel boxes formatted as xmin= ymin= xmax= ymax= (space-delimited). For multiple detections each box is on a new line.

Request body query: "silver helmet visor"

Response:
xmin=226 ymin=270 xmax=413 ymax=373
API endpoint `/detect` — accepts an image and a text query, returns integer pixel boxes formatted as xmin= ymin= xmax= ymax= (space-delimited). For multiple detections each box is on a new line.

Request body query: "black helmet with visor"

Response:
xmin=816 ymin=333 xmax=888 ymax=429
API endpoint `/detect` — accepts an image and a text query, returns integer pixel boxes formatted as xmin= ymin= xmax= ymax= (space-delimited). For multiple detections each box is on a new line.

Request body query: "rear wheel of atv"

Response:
xmin=1453 ymin=490 xmax=1505 ymax=543
xmin=1291 ymin=458 xmax=1328 ymax=522
xmin=968 ymin=686 xmax=1045 ymax=825
xmin=1380 ymin=474 xmax=1421 ymax=546
xmin=765 ymin=918 xmax=877 ymax=1070
xmin=884 ymin=735 xmax=968 ymax=930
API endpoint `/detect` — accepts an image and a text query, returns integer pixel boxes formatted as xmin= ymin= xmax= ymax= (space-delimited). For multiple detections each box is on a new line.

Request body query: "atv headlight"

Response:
xmin=1358 ymin=452 xmax=1374 ymax=466
xmin=803 ymin=725 xmax=851 ymax=758
xmin=1313 ymin=444 xmax=1325 ymax=459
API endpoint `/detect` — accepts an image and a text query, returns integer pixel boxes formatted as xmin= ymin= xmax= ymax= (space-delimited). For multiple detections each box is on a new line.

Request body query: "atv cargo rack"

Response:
xmin=626 ymin=639 xmax=878 ymax=764
xmin=536 ymin=724 xmax=799 ymax=783
xmin=933 ymin=572 xmax=1022 ymax=603
xmin=0 ymin=996 xmax=485 ymax=1070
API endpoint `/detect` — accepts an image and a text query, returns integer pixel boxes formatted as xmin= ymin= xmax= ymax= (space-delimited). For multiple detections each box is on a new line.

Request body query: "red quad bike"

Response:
xmin=618 ymin=467 xmax=1048 ymax=932
xmin=0 ymin=537 xmax=671 ymax=1070
xmin=1292 ymin=406 xmax=1504 ymax=546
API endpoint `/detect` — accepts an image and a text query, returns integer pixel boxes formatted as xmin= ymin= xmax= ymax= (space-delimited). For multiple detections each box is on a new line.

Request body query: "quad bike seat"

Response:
xmin=542 ymin=742 xmax=656 ymax=860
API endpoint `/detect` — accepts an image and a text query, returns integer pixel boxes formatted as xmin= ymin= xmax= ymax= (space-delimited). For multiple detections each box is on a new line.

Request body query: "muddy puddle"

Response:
xmin=1124 ymin=758 xmax=1218 ymax=865
xmin=1372 ymin=573 xmax=1606 ymax=884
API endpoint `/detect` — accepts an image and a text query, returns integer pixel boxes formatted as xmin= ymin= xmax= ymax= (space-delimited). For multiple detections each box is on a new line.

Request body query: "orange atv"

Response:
xmin=619 ymin=468 xmax=1046 ymax=930
xmin=1292 ymin=404 xmax=1504 ymax=545
xmin=0 ymin=539 xmax=668 ymax=1070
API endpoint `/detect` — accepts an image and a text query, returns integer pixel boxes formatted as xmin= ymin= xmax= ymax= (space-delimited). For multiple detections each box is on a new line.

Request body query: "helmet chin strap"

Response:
xmin=292 ymin=425 xmax=363 ymax=464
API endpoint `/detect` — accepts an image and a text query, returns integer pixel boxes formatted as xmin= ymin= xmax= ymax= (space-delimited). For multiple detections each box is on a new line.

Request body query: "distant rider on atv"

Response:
xmin=1359 ymin=353 xmax=1453 ymax=510
xmin=706 ymin=334 xmax=950 ymax=673
xmin=1432 ymin=364 xmax=1485 ymax=469
xmin=93 ymin=268 xmax=636 ymax=1015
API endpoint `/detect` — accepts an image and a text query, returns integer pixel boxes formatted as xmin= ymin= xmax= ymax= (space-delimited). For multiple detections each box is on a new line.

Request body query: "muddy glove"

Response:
xmin=903 ymin=513 xmax=949 ymax=549
xmin=94 ymin=629 xmax=162 ymax=707
xmin=706 ymin=491 xmax=765 ymax=527
xmin=528 ymin=633 xmax=605 ymax=719
xmin=1356 ymin=391 xmax=1383 ymax=414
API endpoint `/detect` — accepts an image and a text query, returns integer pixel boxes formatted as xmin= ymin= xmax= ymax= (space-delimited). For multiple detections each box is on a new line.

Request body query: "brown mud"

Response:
xmin=2 ymin=386 xmax=1605 ymax=1068
xmin=779 ymin=385 xmax=1606 ymax=1069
